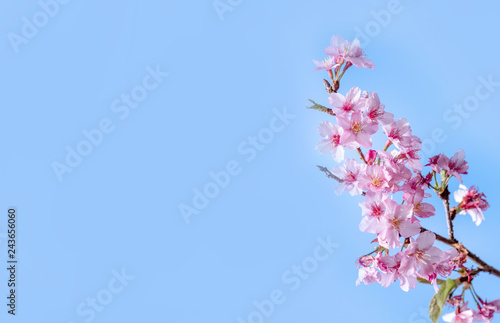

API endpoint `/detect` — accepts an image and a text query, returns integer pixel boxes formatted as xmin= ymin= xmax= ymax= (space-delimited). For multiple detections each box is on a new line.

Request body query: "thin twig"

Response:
xmin=439 ymin=187 xmax=456 ymax=242
xmin=316 ymin=165 xmax=342 ymax=183
xmin=316 ymin=165 xmax=367 ymax=196
xmin=356 ymin=148 xmax=367 ymax=164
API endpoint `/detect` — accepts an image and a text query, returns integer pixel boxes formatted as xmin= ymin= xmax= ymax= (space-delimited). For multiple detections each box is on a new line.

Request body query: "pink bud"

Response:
xmin=365 ymin=149 xmax=377 ymax=165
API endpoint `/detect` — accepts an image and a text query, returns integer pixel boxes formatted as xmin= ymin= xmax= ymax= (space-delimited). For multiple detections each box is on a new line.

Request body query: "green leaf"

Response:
xmin=429 ymin=279 xmax=457 ymax=323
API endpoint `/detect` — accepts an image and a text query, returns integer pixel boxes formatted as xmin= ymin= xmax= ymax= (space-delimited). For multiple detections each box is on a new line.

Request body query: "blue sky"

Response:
xmin=1 ymin=0 xmax=500 ymax=322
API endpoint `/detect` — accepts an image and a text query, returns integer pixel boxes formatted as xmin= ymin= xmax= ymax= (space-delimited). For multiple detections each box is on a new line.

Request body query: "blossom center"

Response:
xmin=370 ymin=176 xmax=384 ymax=188
xmin=345 ymin=171 xmax=357 ymax=183
xmin=332 ymin=134 xmax=340 ymax=146
xmin=352 ymin=121 xmax=364 ymax=135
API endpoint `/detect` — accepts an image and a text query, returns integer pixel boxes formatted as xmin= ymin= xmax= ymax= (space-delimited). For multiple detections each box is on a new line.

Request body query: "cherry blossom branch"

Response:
xmin=316 ymin=165 xmax=343 ymax=184
xmin=316 ymin=165 xmax=366 ymax=196
xmin=420 ymin=227 xmax=500 ymax=279
xmin=356 ymin=148 xmax=367 ymax=164
xmin=438 ymin=187 xmax=456 ymax=242
xmin=323 ymin=78 xmax=339 ymax=93
xmin=317 ymin=164 xmax=500 ymax=279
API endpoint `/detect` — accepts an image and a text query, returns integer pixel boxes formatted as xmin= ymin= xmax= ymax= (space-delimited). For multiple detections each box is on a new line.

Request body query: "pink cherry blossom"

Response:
xmin=356 ymin=266 xmax=381 ymax=286
xmin=358 ymin=164 xmax=391 ymax=192
xmin=443 ymin=303 xmax=475 ymax=323
xmin=403 ymin=189 xmax=435 ymax=219
xmin=316 ymin=121 xmax=345 ymax=162
xmin=363 ymin=92 xmax=394 ymax=125
xmin=378 ymin=150 xmax=413 ymax=185
xmin=359 ymin=191 xmax=388 ymax=233
xmin=439 ymin=150 xmax=469 ymax=183
xmin=378 ymin=199 xmax=421 ymax=249
xmin=400 ymin=172 xmax=433 ymax=201
xmin=427 ymin=154 xmax=443 ymax=173
xmin=382 ymin=118 xmax=412 ymax=149
xmin=454 ymin=185 xmax=490 ymax=226
xmin=397 ymin=145 xmax=423 ymax=172
xmin=474 ymin=299 xmax=500 ymax=323
xmin=435 ymin=248 xmax=459 ymax=278
xmin=328 ymin=87 xmax=366 ymax=115
xmin=331 ymin=159 xmax=366 ymax=196
xmin=324 ymin=35 xmax=375 ymax=69
xmin=337 ymin=111 xmax=378 ymax=148
xmin=313 ymin=56 xmax=340 ymax=71
xmin=399 ymin=231 xmax=442 ymax=282
xmin=376 ymin=252 xmax=417 ymax=291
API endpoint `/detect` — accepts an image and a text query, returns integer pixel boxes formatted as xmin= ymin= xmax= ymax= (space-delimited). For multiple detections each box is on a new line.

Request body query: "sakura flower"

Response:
xmin=427 ymin=154 xmax=443 ymax=173
xmin=397 ymin=144 xmax=423 ymax=172
xmin=331 ymin=159 xmax=366 ymax=196
xmin=358 ymin=164 xmax=391 ymax=192
xmin=324 ymin=35 xmax=375 ymax=69
xmin=382 ymin=118 xmax=413 ymax=149
xmin=403 ymin=189 xmax=435 ymax=219
xmin=378 ymin=150 xmax=413 ymax=185
xmin=400 ymin=172 xmax=433 ymax=201
xmin=378 ymin=199 xmax=421 ymax=249
xmin=441 ymin=150 xmax=469 ymax=183
xmin=328 ymin=87 xmax=365 ymax=116
xmin=359 ymin=191 xmax=388 ymax=233
xmin=356 ymin=266 xmax=381 ymax=286
xmin=443 ymin=303 xmax=475 ymax=323
xmin=435 ymin=248 xmax=459 ymax=278
xmin=363 ymin=92 xmax=394 ymax=125
xmin=312 ymin=56 xmax=340 ymax=71
xmin=337 ymin=111 xmax=378 ymax=148
xmin=376 ymin=252 xmax=417 ymax=291
xmin=454 ymin=185 xmax=490 ymax=226
xmin=474 ymin=299 xmax=500 ymax=323
xmin=316 ymin=121 xmax=345 ymax=162
xmin=399 ymin=231 xmax=442 ymax=282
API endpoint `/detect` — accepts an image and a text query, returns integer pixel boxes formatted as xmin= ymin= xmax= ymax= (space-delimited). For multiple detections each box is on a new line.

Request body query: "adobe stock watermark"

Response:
xmin=212 ymin=0 xmax=243 ymax=21
xmin=354 ymin=0 xmax=413 ymax=48
xmin=179 ymin=107 xmax=295 ymax=224
xmin=67 ymin=268 xmax=134 ymax=323
xmin=7 ymin=0 xmax=72 ymax=54
xmin=51 ymin=65 xmax=168 ymax=183
xmin=420 ymin=74 xmax=500 ymax=159
xmin=237 ymin=236 xmax=339 ymax=323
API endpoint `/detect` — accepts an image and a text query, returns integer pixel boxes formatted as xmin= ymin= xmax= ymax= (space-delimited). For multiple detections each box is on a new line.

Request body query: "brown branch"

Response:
xmin=438 ymin=187 xmax=456 ymax=242
xmin=356 ymin=148 xmax=367 ymax=164
xmin=316 ymin=164 xmax=500 ymax=279
xmin=420 ymin=227 xmax=500 ymax=279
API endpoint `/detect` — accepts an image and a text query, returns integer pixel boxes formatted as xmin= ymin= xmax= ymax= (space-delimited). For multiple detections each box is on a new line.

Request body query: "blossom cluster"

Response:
xmin=313 ymin=35 xmax=495 ymax=322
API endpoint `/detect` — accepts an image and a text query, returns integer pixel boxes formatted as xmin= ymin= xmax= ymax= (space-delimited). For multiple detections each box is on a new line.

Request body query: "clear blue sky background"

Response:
xmin=1 ymin=0 xmax=500 ymax=322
